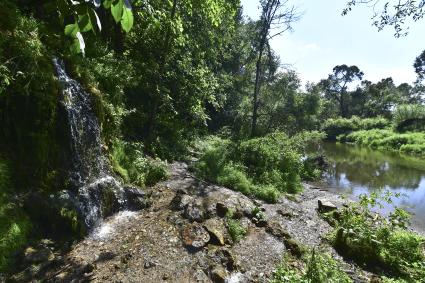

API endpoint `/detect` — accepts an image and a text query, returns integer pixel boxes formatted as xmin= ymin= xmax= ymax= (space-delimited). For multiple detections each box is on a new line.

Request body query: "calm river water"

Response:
xmin=315 ymin=142 xmax=425 ymax=229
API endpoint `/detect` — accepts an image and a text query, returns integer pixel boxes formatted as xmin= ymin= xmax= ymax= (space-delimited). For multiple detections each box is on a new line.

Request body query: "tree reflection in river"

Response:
xmin=313 ymin=142 xmax=425 ymax=227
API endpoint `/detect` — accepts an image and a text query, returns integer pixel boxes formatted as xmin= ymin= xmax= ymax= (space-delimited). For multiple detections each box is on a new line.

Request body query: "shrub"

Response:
xmin=326 ymin=192 xmax=425 ymax=281
xmin=110 ymin=139 xmax=168 ymax=187
xmin=393 ymin=104 xmax=425 ymax=132
xmin=340 ymin=129 xmax=425 ymax=157
xmin=193 ymin=133 xmax=305 ymax=202
xmin=271 ymin=250 xmax=352 ymax=283
xmin=0 ymin=158 xmax=31 ymax=272
xmin=323 ymin=116 xmax=389 ymax=140
xmin=226 ymin=210 xmax=247 ymax=242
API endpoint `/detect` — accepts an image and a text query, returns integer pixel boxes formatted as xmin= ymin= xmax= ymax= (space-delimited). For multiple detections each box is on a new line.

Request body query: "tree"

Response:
xmin=58 ymin=0 xmax=135 ymax=54
xmin=320 ymin=65 xmax=364 ymax=118
xmin=343 ymin=0 xmax=425 ymax=37
xmin=250 ymin=0 xmax=299 ymax=137
xmin=414 ymin=49 xmax=425 ymax=81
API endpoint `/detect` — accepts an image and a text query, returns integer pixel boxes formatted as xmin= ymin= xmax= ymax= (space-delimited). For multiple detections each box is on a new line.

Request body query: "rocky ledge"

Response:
xmin=9 ymin=163 xmax=381 ymax=282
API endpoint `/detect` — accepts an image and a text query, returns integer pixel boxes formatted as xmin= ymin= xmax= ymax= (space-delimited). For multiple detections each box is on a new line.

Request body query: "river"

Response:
xmin=314 ymin=142 xmax=425 ymax=230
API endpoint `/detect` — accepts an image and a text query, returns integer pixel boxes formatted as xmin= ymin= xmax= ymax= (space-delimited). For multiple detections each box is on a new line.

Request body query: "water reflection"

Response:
xmin=315 ymin=142 xmax=425 ymax=227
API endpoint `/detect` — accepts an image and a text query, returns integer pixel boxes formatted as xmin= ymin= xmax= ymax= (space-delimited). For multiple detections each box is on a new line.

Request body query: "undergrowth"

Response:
xmin=271 ymin=249 xmax=352 ymax=283
xmin=0 ymin=158 xmax=31 ymax=272
xmin=110 ymin=139 xmax=168 ymax=187
xmin=192 ymin=132 xmax=325 ymax=203
xmin=338 ymin=129 xmax=425 ymax=157
xmin=324 ymin=192 xmax=425 ymax=281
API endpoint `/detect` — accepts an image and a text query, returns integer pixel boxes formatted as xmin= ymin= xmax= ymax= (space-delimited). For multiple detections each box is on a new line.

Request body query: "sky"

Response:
xmin=240 ymin=0 xmax=425 ymax=86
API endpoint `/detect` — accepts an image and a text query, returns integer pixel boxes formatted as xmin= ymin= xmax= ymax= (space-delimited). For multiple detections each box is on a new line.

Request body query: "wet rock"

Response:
xmin=24 ymin=246 xmax=55 ymax=264
xmin=204 ymin=218 xmax=226 ymax=246
xmin=170 ymin=193 xmax=193 ymax=211
xmin=123 ymin=186 xmax=149 ymax=210
xmin=184 ymin=201 xmax=205 ymax=222
xmin=265 ymin=220 xmax=290 ymax=239
xmin=216 ymin=248 xmax=237 ymax=271
xmin=194 ymin=269 xmax=209 ymax=282
xmin=211 ymin=266 xmax=227 ymax=283
xmin=216 ymin=203 xmax=228 ymax=217
xmin=283 ymin=238 xmax=305 ymax=258
xmin=318 ymin=199 xmax=337 ymax=213
xmin=182 ymin=223 xmax=211 ymax=249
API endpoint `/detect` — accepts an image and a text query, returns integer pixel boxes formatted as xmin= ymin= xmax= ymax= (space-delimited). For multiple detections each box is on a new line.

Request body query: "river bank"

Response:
xmin=7 ymin=162 xmax=387 ymax=282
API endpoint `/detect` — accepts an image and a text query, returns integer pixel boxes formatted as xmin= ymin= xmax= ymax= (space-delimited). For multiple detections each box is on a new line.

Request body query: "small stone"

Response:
xmin=184 ymin=201 xmax=205 ymax=222
xmin=144 ymin=259 xmax=157 ymax=269
xmin=318 ymin=199 xmax=337 ymax=213
xmin=182 ymin=223 xmax=210 ymax=249
xmin=170 ymin=193 xmax=193 ymax=211
xmin=211 ymin=266 xmax=227 ymax=283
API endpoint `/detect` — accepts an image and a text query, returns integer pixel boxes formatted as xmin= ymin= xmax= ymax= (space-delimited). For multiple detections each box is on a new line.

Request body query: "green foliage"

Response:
xmin=225 ymin=210 xmax=247 ymax=243
xmin=193 ymin=133 xmax=316 ymax=202
xmin=60 ymin=0 xmax=134 ymax=54
xmin=328 ymin=192 xmax=425 ymax=281
xmin=0 ymin=158 xmax=31 ymax=272
xmin=271 ymin=250 xmax=352 ymax=283
xmin=110 ymin=139 xmax=168 ymax=187
xmin=323 ymin=116 xmax=390 ymax=140
xmin=393 ymin=104 xmax=425 ymax=132
xmin=340 ymin=129 xmax=425 ymax=156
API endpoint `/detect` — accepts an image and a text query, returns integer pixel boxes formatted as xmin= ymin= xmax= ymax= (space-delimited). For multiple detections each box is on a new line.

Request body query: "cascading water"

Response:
xmin=53 ymin=58 xmax=145 ymax=230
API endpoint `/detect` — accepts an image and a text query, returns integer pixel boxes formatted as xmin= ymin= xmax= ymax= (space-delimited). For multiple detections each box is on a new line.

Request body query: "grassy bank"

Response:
xmin=338 ymin=129 xmax=425 ymax=157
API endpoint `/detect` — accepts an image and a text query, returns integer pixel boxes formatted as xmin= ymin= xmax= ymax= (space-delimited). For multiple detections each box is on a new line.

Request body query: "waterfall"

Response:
xmin=53 ymin=58 xmax=144 ymax=230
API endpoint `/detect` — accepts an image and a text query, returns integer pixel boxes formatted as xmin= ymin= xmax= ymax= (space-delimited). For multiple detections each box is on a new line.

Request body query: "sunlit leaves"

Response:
xmin=111 ymin=0 xmax=124 ymax=23
xmin=121 ymin=7 xmax=134 ymax=32
xmin=61 ymin=0 xmax=134 ymax=55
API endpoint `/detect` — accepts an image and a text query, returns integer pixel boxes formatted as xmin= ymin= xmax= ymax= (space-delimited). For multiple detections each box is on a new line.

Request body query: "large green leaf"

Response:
xmin=103 ymin=0 xmax=114 ymax=9
xmin=121 ymin=7 xmax=133 ymax=32
xmin=64 ymin=23 xmax=79 ymax=37
xmin=111 ymin=0 xmax=124 ymax=23
xmin=78 ymin=14 xmax=92 ymax=32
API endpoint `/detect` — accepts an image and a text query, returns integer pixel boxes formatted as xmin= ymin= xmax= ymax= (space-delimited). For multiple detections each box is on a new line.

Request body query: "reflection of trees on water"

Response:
xmin=321 ymin=142 xmax=425 ymax=190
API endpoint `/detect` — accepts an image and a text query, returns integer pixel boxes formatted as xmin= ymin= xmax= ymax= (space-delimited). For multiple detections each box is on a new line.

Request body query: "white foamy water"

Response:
xmin=90 ymin=210 xmax=138 ymax=239
xmin=227 ymin=272 xmax=243 ymax=283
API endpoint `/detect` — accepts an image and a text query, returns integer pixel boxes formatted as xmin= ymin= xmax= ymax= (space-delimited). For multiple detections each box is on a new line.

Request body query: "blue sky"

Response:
xmin=240 ymin=0 xmax=425 ymax=86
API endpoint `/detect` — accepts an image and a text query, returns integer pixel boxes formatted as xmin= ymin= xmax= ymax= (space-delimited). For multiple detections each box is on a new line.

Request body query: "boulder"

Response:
xmin=123 ymin=186 xmax=149 ymax=210
xmin=211 ymin=266 xmax=227 ymax=283
xmin=318 ymin=199 xmax=337 ymax=213
xmin=204 ymin=219 xmax=226 ymax=246
xmin=182 ymin=223 xmax=210 ymax=249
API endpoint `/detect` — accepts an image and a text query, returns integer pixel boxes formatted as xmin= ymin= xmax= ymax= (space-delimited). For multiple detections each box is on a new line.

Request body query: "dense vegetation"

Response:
xmin=325 ymin=193 xmax=425 ymax=281
xmin=1 ymin=0 xmax=425 ymax=279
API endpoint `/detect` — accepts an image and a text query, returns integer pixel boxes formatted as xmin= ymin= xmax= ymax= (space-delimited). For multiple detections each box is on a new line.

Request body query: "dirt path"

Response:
xmin=13 ymin=162 xmax=375 ymax=283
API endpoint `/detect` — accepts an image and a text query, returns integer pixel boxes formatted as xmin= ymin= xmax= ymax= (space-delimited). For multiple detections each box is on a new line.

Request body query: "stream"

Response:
xmin=315 ymin=142 xmax=425 ymax=229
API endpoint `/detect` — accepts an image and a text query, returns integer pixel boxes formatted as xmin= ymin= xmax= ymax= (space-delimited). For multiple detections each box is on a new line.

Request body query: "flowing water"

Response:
xmin=315 ymin=142 xmax=425 ymax=228
xmin=53 ymin=58 xmax=143 ymax=230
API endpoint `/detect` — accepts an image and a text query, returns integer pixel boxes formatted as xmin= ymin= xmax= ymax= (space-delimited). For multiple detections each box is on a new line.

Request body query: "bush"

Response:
xmin=193 ymin=133 xmax=305 ymax=202
xmin=326 ymin=192 xmax=425 ymax=281
xmin=110 ymin=139 xmax=168 ymax=187
xmin=226 ymin=210 xmax=247 ymax=242
xmin=0 ymin=158 xmax=31 ymax=272
xmin=340 ymin=129 xmax=425 ymax=157
xmin=323 ymin=116 xmax=389 ymax=140
xmin=271 ymin=250 xmax=352 ymax=283
xmin=393 ymin=104 xmax=425 ymax=132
